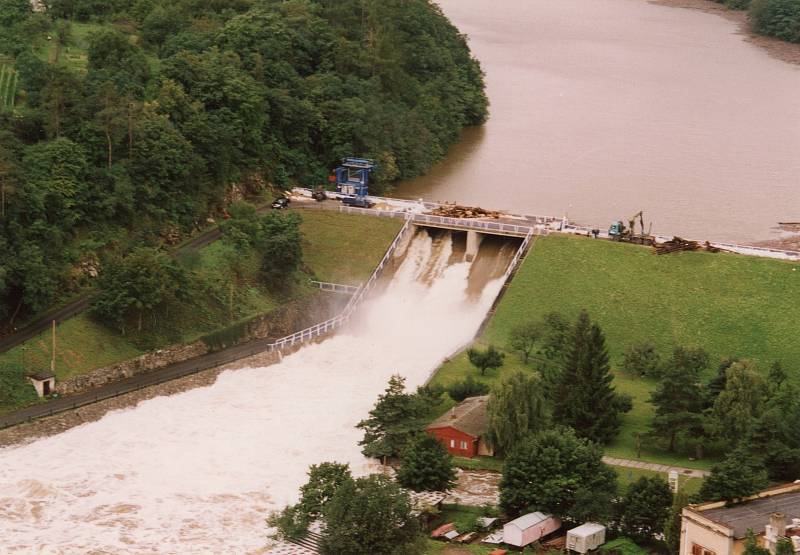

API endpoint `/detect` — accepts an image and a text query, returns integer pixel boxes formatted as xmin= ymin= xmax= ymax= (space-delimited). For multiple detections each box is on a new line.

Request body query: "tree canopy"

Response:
xmin=0 ymin=0 xmax=488 ymax=325
xmin=499 ymin=426 xmax=617 ymax=521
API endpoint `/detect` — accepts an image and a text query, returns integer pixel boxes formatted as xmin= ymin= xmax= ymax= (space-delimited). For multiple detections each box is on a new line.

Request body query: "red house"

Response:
xmin=426 ymin=395 xmax=493 ymax=458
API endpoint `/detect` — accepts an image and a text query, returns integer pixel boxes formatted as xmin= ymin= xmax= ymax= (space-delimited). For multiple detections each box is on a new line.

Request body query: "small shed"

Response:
xmin=503 ymin=511 xmax=562 ymax=547
xmin=567 ymin=522 xmax=606 ymax=553
xmin=27 ymin=372 xmax=55 ymax=397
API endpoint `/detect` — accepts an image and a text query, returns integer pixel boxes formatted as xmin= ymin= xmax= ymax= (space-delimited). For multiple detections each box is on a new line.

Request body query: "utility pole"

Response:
xmin=50 ymin=320 xmax=56 ymax=374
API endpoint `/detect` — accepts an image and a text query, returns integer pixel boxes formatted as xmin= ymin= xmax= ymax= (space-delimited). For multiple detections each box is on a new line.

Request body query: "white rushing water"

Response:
xmin=0 ymin=231 xmax=509 ymax=554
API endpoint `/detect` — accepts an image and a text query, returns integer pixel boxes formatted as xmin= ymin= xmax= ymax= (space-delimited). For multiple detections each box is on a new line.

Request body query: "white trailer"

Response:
xmin=566 ymin=522 xmax=606 ymax=553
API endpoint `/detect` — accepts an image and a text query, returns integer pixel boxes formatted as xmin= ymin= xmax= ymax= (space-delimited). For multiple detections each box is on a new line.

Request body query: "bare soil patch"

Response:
xmin=651 ymin=0 xmax=800 ymax=65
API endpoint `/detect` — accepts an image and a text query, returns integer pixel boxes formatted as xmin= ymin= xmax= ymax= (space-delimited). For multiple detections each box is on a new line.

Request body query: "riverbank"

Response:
xmin=427 ymin=233 xmax=800 ymax=470
xmin=0 ymin=210 xmax=403 ymax=414
xmin=652 ymin=0 xmax=800 ymax=64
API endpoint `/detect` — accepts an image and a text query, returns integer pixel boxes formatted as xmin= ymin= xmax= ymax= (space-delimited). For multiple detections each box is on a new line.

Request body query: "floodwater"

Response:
xmin=396 ymin=0 xmax=800 ymax=243
xmin=0 ymin=231 xmax=513 ymax=554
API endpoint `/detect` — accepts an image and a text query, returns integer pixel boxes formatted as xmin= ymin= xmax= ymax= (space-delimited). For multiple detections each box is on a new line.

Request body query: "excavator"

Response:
xmin=608 ymin=211 xmax=655 ymax=245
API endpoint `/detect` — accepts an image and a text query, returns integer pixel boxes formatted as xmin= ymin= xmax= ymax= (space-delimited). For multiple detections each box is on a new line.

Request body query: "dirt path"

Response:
xmin=651 ymin=0 xmax=800 ymax=65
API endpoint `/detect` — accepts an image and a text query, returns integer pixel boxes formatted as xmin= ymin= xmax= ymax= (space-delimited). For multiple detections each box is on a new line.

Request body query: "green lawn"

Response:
xmin=299 ymin=209 xmax=403 ymax=285
xmin=0 ymin=211 xmax=403 ymax=411
xmin=429 ymin=234 xmax=800 ymax=469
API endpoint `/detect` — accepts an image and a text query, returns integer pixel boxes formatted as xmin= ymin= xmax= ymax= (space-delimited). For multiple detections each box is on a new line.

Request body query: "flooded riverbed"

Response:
xmin=397 ymin=0 xmax=800 ymax=243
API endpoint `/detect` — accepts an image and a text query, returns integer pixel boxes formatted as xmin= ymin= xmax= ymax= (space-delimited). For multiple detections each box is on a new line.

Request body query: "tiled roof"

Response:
xmin=427 ymin=395 xmax=489 ymax=437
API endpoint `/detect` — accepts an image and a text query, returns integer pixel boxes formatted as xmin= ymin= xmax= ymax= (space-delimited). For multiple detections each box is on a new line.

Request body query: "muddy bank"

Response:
xmin=651 ymin=0 xmax=800 ymax=64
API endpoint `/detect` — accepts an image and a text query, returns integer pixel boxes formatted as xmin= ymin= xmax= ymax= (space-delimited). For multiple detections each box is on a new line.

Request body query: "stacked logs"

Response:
xmin=427 ymin=204 xmax=501 ymax=219
xmin=653 ymin=237 xmax=721 ymax=255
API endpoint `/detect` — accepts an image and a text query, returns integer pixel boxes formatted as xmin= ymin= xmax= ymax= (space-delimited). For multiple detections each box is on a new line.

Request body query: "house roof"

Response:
xmin=505 ymin=511 xmax=551 ymax=531
xmin=427 ymin=395 xmax=489 ymax=438
xmin=569 ymin=523 xmax=606 ymax=536
xmin=689 ymin=483 xmax=800 ymax=539
xmin=27 ymin=372 xmax=54 ymax=381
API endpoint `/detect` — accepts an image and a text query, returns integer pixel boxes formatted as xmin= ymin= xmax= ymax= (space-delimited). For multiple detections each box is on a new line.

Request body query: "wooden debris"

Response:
xmin=653 ymin=237 xmax=720 ymax=255
xmin=427 ymin=203 xmax=501 ymax=219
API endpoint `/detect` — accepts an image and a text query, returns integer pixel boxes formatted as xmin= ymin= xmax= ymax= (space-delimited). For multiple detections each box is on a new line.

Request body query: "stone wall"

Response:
xmin=55 ymin=292 xmax=347 ymax=397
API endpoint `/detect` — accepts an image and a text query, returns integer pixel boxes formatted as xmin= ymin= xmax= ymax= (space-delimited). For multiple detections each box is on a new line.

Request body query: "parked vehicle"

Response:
xmin=271 ymin=197 xmax=290 ymax=209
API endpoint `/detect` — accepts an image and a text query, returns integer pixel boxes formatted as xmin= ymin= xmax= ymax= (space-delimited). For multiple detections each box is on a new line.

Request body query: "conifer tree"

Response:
xmin=552 ymin=311 xmax=627 ymax=443
xmin=699 ymin=446 xmax=768 ymax=503
xmin=396 ymin=434 xmax=456 ymax=492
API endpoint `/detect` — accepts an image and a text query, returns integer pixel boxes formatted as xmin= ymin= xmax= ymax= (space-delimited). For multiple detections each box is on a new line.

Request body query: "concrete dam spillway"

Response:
xmin=0 ymin=228 xmax=520 ymax=554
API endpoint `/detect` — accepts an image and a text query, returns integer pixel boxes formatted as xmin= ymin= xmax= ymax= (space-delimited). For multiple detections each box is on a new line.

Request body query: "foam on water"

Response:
xmin=0 ymin=231 xmax=510 ymax=554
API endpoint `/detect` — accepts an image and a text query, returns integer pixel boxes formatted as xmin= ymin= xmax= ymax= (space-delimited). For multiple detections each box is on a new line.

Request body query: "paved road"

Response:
xmin=0 ymin=226 xmax=223 ymax=356
xmin=0 ymin=334 xmax=277 ymax=429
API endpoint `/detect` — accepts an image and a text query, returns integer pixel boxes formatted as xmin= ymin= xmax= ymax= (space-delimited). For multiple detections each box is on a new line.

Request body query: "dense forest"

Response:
xmin=0 ymin=0 xmax=488 ymax=326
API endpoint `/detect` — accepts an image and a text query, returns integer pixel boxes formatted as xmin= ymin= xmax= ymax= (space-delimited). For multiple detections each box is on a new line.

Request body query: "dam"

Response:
xmin=0 ymin=228 xmax=521 ymax=554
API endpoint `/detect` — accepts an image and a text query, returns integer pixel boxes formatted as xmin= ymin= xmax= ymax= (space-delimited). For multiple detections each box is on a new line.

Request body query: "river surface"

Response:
xmin=0 ymin=231 xmax=513 ymax=553
xmin=396 ymin=0 xmax=800 ymax=243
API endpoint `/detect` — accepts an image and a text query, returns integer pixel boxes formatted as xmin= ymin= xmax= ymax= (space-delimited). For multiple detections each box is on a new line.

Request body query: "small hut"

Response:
xmin=27 ymin=372 xmax=55 ymax=397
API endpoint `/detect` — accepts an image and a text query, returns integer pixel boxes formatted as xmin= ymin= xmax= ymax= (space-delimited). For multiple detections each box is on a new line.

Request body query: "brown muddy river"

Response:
xmin=395 ymin=0 xmax=800 ymax=243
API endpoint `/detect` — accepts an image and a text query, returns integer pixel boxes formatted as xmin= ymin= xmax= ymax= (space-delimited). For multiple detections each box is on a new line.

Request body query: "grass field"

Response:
xmin=299 ymin=210 xmax=403 ymax=285
xmin=0 ymin=211 xmax=402 ymax=410
xmin=430 ymin=234 xmax=800 ymax=469
xmin=0 ymin=65 xmax=18 ymax=110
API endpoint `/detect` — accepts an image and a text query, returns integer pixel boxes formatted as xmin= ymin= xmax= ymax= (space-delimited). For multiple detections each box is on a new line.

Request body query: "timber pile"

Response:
xmin=653 ymin=237 xmax=721 ymax=255
xmin=428 ymin=203 xmax=501 ymax=219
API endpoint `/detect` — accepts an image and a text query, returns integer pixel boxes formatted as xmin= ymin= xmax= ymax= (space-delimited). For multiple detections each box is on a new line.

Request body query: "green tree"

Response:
xmin=508 ymin=320 xmax=542 ymax=363
xmin=648 ymin=348 xmax=707 ymax=453
xmin=699 ymin=446 xmax=768 ymax=503
xmin=776 ymin=537 xmax=796 ymax=555
xmin=750 ymin=0 xmax=800 ymax=43
xmin=91 ymin=247 xmax=190 ymax=333
xmin=87 ymin=28 xmax=150 ymax=95
xmin=260 ymin=211 xmax=303 ymax=290
xmin=0 ymin=362 xmax=38 ymax=407
xmin=553 ymin=310 xmax=628 ymax=443
xmin=0 ymin=0 xmax=30 ymax=27
xmin=396 ymin=434 xmax=456 ymax=492
xmin=618 ymin=476 xmax=673 ymax=542
xmin=298 ymin=462 xmax=352 ymax=518
xmin=709 ymin=360 xmax=767 ymax=447
xmin=664 ymin=490 xmax=689 ymax=555
xmin=621 ymin=341 xmax=661 ymax=378
xmin=467 ymin=344 xmax=504 ymax=376
xmin=357 ymin=375 xmax=434 ymax=460
xmin=446 ymin=376 xmax=489 ymax=403
xmin=320 ymin=474 xmax=422 ymax=555
xmin=743 ymin=529 xmax=771 ymax=555
xmin=500 ymin=427 xmax=617 ymax=521
xmin=486 ymin=370 xmax=548 ymax=455
xmin=752 ymin=376 xmax=800 ymax=480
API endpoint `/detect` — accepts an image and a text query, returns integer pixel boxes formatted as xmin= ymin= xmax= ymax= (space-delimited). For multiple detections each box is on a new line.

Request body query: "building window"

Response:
xmin=692 ymin=544 xmax=716 ymax=555
xmin=460 ymin=441 xmax=468 ymax=450
xmin=450 ymin=439 xmax=455 ymax=448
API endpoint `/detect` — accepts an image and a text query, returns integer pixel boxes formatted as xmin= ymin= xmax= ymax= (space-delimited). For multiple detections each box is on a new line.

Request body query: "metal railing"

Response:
xmin=338 ymin=205 xmax=407 ymax=219
xmin=265 ymin=216 xmax=415 ymax=352
xmin=309 ymin=281 xmax=360 ymax=294
xmin=342 ymin=216 xmax=414 ymax=318
xmin=266 ymin=314 xmax=347 ymax=352
xmin=410 ymin=213 xmax=533 ymax=236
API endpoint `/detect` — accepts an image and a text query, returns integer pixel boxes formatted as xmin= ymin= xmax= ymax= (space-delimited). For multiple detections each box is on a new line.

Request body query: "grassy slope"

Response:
xmin=0 ymin=211 xmax=402 ymax=402
xmin=431 ymin=234 xmax=800 ymax=469
xmin=299 ymin=210 xmax=403 ymax=285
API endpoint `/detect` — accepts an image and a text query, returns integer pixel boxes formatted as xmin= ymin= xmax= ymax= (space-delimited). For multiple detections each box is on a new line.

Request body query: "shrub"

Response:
xmin=447 ymin=376 xmax=490 ymax=402
xmin=750 ymin=0 xmax=800 ymax=43
xmin=621 ymin=341 xmax=661 ymax=378
xmin=0 ymin=362 xmax=39 ymax=407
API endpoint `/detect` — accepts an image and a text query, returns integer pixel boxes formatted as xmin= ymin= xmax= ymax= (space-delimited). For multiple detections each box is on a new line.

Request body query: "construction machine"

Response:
xmin=608 ymin=211 xmax=654 ymax=245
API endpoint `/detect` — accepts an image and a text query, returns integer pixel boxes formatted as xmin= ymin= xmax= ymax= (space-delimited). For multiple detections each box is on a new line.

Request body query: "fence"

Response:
xmin=309 ymin=281 xmax=360 ymax=294
xmin=410 ymin=213 xmax=533 ymax=237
